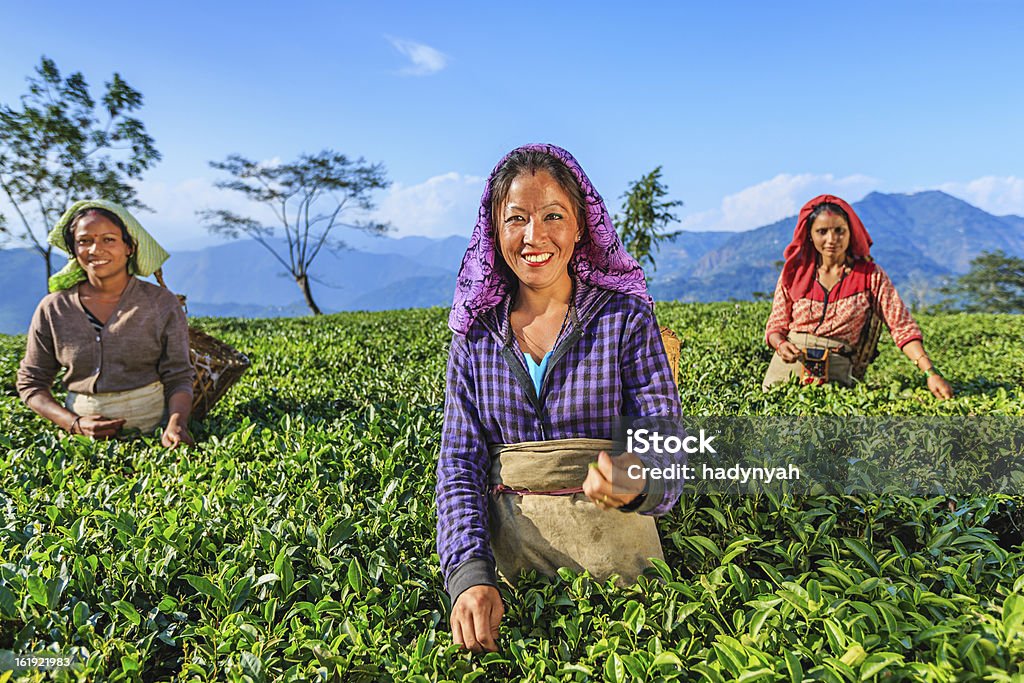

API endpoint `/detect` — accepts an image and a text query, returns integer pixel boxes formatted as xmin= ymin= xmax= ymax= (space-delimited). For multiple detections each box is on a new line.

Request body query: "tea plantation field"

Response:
xmin=1 ymin=302 xmax=1022 ymax=681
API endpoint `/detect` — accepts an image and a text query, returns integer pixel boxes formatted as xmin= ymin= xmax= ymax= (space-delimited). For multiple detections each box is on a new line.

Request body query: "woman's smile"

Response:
xmin=522 ymin=252 xmax=553 ymax=265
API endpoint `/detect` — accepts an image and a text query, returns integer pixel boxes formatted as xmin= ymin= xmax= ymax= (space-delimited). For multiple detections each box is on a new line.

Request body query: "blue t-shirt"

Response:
xmin=524 ymin=350 xmax=552 ymax=396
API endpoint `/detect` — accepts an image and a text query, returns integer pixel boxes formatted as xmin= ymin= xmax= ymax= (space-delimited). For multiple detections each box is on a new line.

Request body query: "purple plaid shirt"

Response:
xmin=436 ymin=281 xmax=683 ymax=600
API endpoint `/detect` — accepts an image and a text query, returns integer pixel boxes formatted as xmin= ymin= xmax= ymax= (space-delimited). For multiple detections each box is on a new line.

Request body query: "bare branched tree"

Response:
xmin=199 ymin=151 xmax=390 ymax=314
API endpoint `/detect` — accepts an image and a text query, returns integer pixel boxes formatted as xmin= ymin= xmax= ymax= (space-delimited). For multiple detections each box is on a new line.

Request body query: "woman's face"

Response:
xmin=808 ymin=211 xmax=850 ymax=261
xmin=73 ymin=213 xmax=133 ymax=279
xmin=497 ymin=170 xmax=580 ymax=294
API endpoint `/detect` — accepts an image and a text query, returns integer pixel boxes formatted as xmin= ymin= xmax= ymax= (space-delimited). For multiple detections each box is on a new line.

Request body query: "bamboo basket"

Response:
xmin=155 ymin=269 xmax=251 ymax=420
xmin=660 ymin=326 xmax=681 ymax=388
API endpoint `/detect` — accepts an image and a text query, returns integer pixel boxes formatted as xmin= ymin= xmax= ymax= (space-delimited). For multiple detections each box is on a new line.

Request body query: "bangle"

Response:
xmin=912 ymin=354 xmax=927 ymax=369
xmin=925 ymin=367 xmax=943 ymax=379
xmin=68 ymin=416 xmax=82 ymax=435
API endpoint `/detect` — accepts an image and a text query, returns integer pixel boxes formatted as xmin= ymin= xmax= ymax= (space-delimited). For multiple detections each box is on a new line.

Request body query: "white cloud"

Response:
xmin=0 ymin=178 xmax=243 ymax=252
xmin=373 ymin=172 xmax=484 ymax=238
xmin=680 ymin=173 xmax=881 ymax=232
xmin=137 ymin=169 xmax=485 ymax=248
xmin=935 ymin=176 xmax=1024 ymax=217
xmin=386 ymin=36 xmax=449 ymax=76
xmin=133 ymin=177 xmax=259 ymax=250
xmin=145 ymin=170 xmax=482 ymax=241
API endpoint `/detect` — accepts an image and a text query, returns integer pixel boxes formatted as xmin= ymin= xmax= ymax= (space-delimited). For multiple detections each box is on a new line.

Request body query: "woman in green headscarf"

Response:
xmin=16 ymin=200 xmax=195 ymax=447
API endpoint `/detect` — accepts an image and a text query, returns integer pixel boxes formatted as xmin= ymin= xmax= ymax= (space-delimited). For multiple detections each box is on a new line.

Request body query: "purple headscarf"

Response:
xmin=448 ymin=143 xmax=650 ymax=335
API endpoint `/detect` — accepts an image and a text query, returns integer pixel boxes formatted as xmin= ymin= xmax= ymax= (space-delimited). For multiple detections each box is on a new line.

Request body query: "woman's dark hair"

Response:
xmin=805 ymin=202 xmax=850 ymax=233
xmin=489 ymin=150 xmax=587 ymax=241
xmin=64 ymin=207 xmax=137 ymax=273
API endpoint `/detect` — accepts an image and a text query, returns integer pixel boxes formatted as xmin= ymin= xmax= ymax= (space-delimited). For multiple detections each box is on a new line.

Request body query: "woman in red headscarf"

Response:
xmin=762 ymin=195 xmax=953 ymax=399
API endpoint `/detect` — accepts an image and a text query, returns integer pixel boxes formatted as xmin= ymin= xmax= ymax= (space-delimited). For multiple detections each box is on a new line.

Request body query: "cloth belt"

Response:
xmin=762 ymin=332 xmax=854 ymax=389
xmin=487 ymin=438 xmax=664 ymax=586
xmin=66 ymin=380 xmax=166 ymax=433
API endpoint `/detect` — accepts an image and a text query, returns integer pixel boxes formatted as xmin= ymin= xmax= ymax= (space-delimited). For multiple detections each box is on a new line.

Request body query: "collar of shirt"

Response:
xmin=476 ymin=279 xmax=618 ymax=347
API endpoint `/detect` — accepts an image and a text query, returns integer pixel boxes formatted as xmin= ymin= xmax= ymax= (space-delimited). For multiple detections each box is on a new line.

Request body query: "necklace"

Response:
xmin=511 ymin=300 xmax=573 ymax=357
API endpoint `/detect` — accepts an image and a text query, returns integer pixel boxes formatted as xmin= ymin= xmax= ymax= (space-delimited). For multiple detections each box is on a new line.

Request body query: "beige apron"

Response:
xmin=488 ymin=438 xmax=664 ymax=586
xmin=762 ymin=332 xmax=854 ymax=390
xmin=66 ymin=380 xmax=166 ymax=433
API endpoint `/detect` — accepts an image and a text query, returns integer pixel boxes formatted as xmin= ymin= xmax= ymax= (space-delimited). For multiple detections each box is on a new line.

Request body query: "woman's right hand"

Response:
xmin=451 ymin=585 xmax=503 ymax=653
xmin=776 ymin=340 xmax=802 ymax=363
xmin=73 ymin=414 xmax=126 ymax=439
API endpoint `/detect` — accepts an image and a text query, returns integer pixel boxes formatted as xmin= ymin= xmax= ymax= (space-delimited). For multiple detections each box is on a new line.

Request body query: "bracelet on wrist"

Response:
xmin=924 ymin=367 xmax=943 ymax=379
xmin=68 ymin=415 xmax=82 ymax=435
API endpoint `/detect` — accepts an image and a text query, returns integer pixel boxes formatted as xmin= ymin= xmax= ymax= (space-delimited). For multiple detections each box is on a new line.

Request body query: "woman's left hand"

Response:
xmin=927 ymin=374 xmax=954 ymax=400
xmin=582 ymin=451 xmax=646 ymax=510
xmin=161 ymin=418 xmax=195 ymax=449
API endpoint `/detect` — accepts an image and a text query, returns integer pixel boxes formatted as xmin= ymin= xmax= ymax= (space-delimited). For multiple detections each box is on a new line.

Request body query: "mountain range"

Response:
xmin=1 ymin=190 xmax=1021 ymax=335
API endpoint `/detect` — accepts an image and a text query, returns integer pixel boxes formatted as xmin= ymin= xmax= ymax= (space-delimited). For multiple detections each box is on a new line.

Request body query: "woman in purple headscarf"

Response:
xmin=437 ymin=144 xmax=683 ymax=653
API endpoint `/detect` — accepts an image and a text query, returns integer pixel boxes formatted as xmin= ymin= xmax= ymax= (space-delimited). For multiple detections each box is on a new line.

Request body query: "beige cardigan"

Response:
xmin=17 ymin=277 xmax=194 ymax=404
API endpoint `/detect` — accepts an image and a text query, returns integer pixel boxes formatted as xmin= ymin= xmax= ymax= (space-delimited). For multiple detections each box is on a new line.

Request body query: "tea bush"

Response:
xmin=0 ymin=303 xmax=1022 ymax=681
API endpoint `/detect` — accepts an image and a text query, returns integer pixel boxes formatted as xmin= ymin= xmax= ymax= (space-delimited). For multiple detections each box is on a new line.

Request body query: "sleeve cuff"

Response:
xmin=163 ymin=381 xmax=195 ymax=400
xmin=18 ymin=387 xmax=50 ymax=405
xmin=896 ymin=335 xmax=923 ymax=350
xmin=446 ymin=558 xmax=497 ymax=603
xmin=634 ymin=474 xmax=665 ymax=515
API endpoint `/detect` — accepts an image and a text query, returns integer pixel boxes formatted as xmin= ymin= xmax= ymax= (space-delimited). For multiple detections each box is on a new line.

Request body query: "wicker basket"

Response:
xmin=851 ymin=310 xmax=884 ymax=381
xmin=187 ymin=326 xmax=251 ymax=420
xmin=155 ymin=269 xmax=251 ymax=420
xmin=660 ymin=326 xmax=681 ymax=388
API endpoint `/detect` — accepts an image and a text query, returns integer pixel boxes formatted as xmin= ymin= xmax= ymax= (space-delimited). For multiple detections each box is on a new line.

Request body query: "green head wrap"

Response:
xmin=47 ymin=199 xmax=170 ymax=292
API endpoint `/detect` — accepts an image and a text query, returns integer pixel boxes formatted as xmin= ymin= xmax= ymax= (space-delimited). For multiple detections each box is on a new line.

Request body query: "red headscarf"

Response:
xmin=780 ymin=194 xmax=873 ymax=301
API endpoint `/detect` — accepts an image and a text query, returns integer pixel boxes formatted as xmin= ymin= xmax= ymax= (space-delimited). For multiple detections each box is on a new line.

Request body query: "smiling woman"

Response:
xmin=16 ymin=200 xmax=196 ymax=447
xmin=437 ymin=144 xmax=684 ymax=654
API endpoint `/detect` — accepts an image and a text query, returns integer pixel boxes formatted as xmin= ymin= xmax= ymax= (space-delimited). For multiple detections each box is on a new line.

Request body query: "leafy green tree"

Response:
xmin=199 ymin=152 xmax=390 ymax=315
xmin=0 ymin=56 xmax=160 ymax=282
xmin=940 ymin=250 xmax=1024 ymax=313
xmin=614 ymin=166 xmax=683 ymax=271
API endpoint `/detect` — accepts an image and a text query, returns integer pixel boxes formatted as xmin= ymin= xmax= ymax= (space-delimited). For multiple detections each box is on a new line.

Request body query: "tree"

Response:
xmin=199 ymin=152 xmax=390 ymax=315
xmin=903 ymin=270 xmax=937 ymax=313
xmin=940 ymin=250 xmax=1024 ymax=313
xmin=0 ymin=56 xmax=160 ymax=282
xmin=614 ymin=166 xmax=683 ymax=272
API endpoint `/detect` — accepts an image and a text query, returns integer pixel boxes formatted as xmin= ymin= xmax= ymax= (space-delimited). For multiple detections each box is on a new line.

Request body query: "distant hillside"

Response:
xmin=0 ymin=191 xmax=1021 ymax=334
xmin=649 ymin=191 xmax=1024 ymax=303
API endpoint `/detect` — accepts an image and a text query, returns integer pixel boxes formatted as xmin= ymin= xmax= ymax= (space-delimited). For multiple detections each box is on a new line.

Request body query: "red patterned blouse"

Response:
xmin=765 ymin=261 xmax=923 ymax=349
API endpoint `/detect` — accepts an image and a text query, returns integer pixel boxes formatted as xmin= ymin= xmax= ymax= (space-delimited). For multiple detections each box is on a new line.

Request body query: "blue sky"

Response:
xmin=2 ymin=1 xmax=1022 ymax=250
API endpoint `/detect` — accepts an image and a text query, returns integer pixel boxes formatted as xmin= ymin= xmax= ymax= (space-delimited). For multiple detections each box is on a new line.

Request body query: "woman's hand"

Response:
xmin=451 ymin=585 xmax=503 ymax=653
xmin=75 ymin=414 xmax=126 ymax=439
xmin=162 ymin=391 xmax=195 ymax=449
xmin=582 ymin=451 xmax=646 ymax=510
xmin=901 ymin=343 xmax=953 ymax=400
xmin=161 ymin=416 xmax=194 ymax=449
xmin=775 ymin=340 xmax=802 ymax=363
xmin=927 ymin=374 xmax=954 ymax=400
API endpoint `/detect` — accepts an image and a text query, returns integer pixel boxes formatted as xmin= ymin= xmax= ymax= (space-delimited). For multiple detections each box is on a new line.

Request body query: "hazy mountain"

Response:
xmin=0 ymin=249 xmax=48 ymax=334
xmin=0 ymin=191 xmax=1020 ymax=334
xmin=648 ymin=191 xmax=1024 ymax=303
xmin=159 ymin=239 xmax=458 ymax=309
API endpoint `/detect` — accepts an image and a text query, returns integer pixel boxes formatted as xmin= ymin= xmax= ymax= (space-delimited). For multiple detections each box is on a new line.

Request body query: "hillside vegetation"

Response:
xmin=0 ymin=302 xmax=1022 ymax=681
